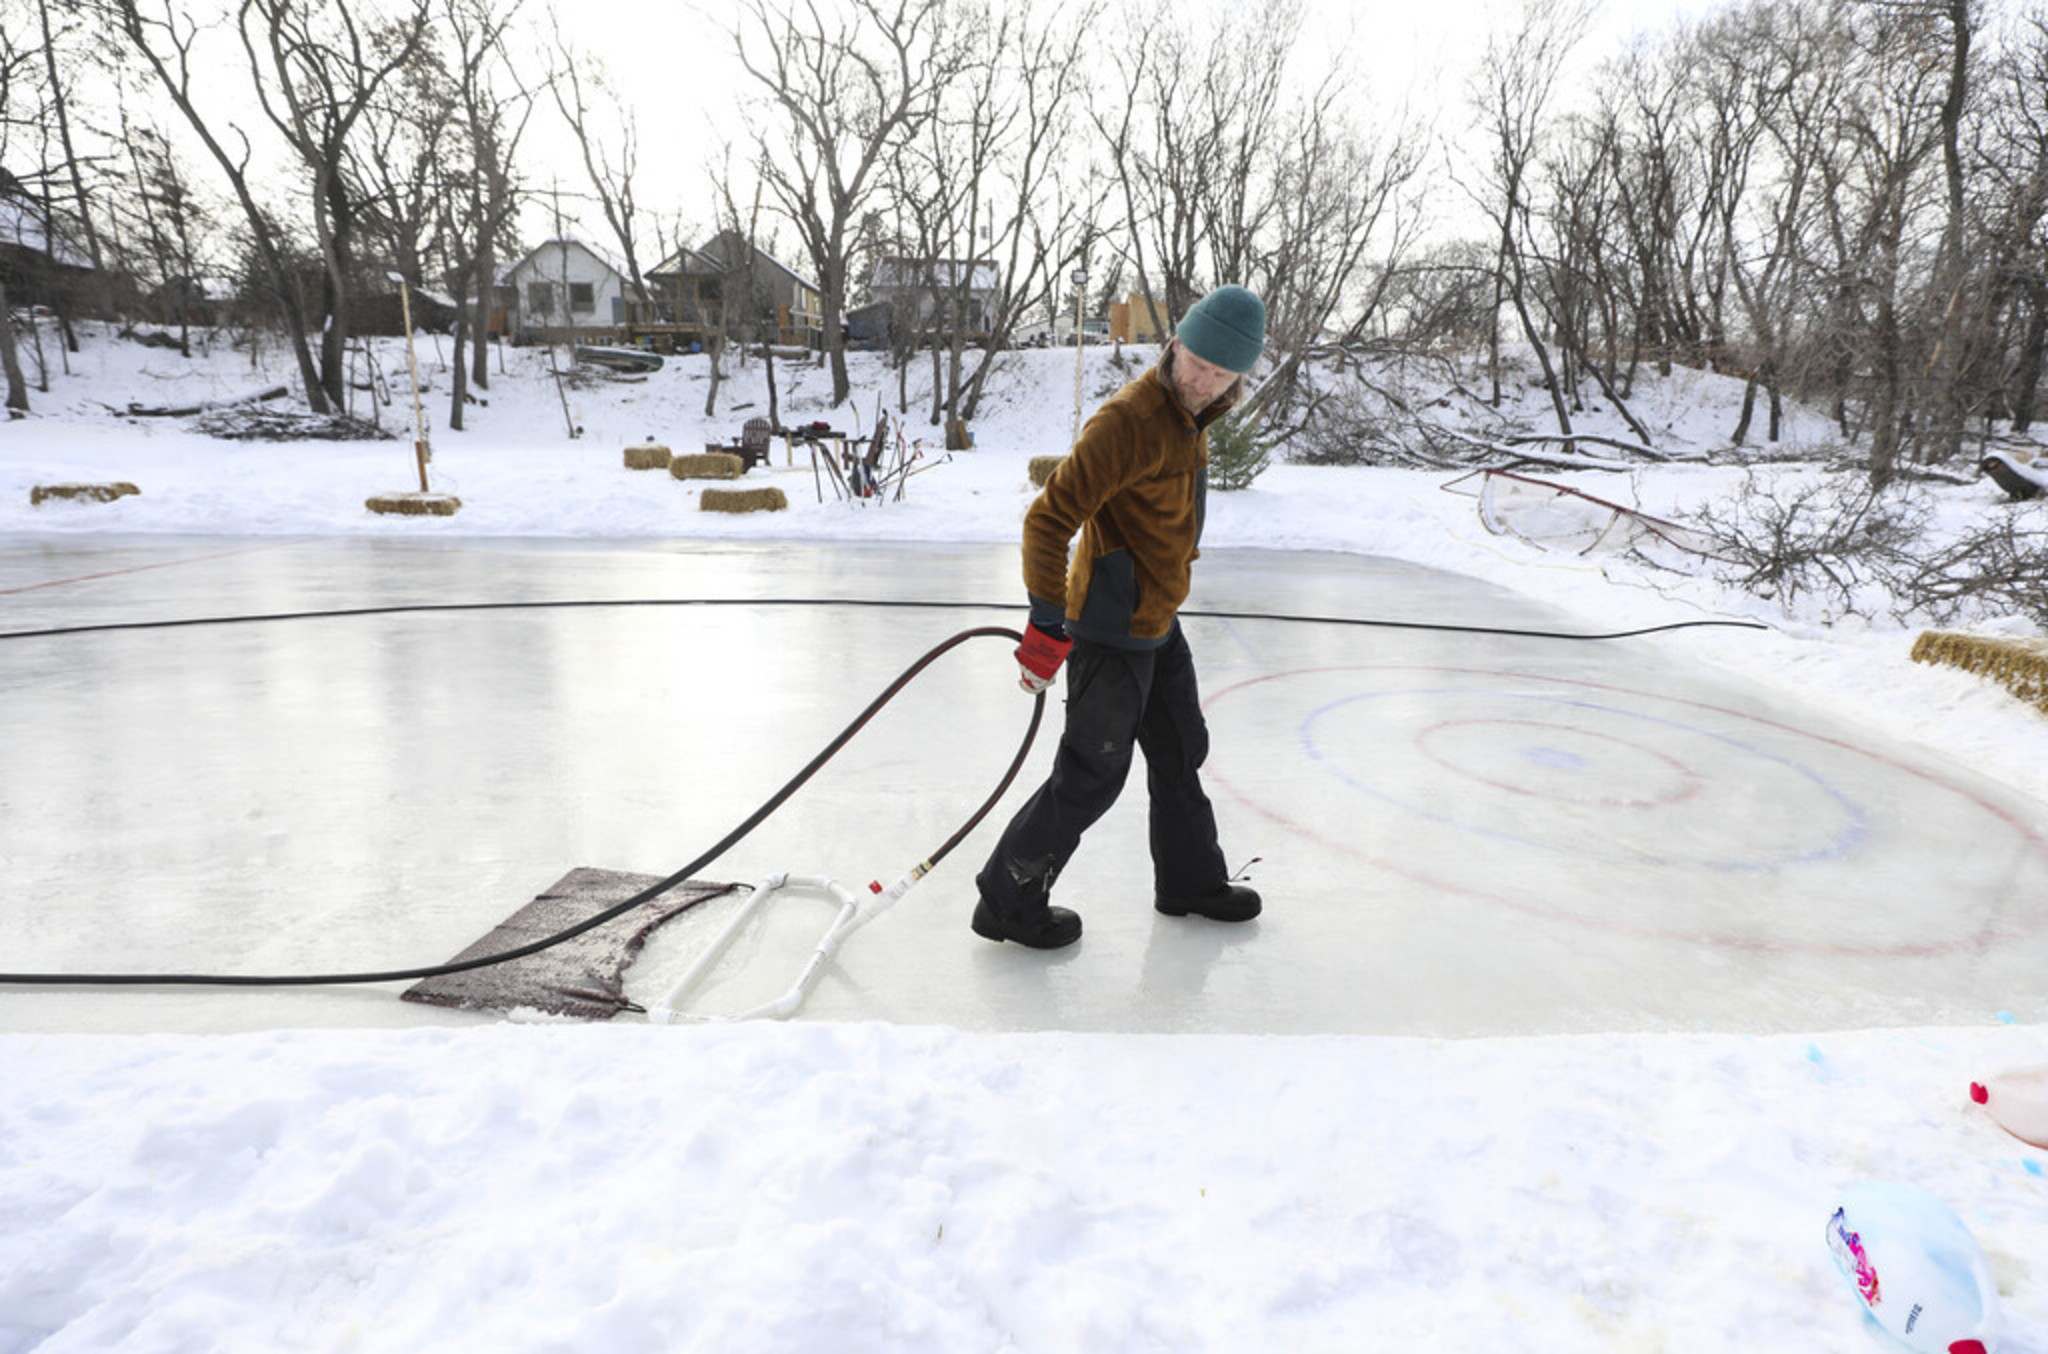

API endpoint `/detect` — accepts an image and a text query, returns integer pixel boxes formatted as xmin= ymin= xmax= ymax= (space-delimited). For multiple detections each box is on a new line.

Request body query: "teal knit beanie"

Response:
xmin=1175 ymin=285 xmax=1265 ymax=373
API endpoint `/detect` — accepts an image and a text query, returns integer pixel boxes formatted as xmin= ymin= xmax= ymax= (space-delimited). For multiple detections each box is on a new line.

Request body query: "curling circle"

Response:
xmin=1301 ymin=688 xmax=1868 ymax=872
xmin=1202 ymin=664 xmax=2048 ymax=958
xmin=1411 ymin=716 xmax=1704 ymax=811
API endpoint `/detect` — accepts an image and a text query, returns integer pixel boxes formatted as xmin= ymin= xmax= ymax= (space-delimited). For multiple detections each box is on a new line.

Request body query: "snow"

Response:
xmin=3 ymin=324 xmax=2046 ymax=1350
xmin=3 ymin=1022 xmax=2042 ymax=1352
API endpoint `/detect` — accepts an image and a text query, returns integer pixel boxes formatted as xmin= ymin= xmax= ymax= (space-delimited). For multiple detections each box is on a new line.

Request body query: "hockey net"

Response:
xmin=1442 ymin=468 xmax=1734 ymax=569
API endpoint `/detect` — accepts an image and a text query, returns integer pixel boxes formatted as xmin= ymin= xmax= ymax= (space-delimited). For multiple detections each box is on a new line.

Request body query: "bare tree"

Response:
xmin=1232 ymin=80 xmax=1430 ymax=441
xmin=36 ymin=0 xmax=107 ymax=327
xmin=734 ymin=0 xmax=952 ymax=406
xmin=0 ymin=10 xmax=39 ymax=413
xmin=1925 ymin=0 xmax=1981 ymax=463
xmin=112 ymin=0 xmax=334 ymax=410
xmin=441 ymin=0 xmax=532 ymax=428
xmin=955 ymin=0 xmax=1097 ymax=423
xmin=704 ymin=146 xmax=768 ymax=418
xmin=354 ymin=35 xmax=456 ymax=293
xmin=1467 ymin=0 xmax=1595 ymax=440
xmin=239 ymin=0 xmax=432 ymax=411
xmin=548 ymin=21 xmax=649 ymax=306
xmin=119 ymin=112 xmax=207 ymax=357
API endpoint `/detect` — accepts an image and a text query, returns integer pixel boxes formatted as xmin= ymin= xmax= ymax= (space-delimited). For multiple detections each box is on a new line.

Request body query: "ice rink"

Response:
xmin=3 ymin=535 xmax=2043 ymax=1037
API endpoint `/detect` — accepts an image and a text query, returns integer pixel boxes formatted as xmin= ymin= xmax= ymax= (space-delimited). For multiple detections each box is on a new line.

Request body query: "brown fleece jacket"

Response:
xmin=1022 ymin=348 xmax=1240 ymax=648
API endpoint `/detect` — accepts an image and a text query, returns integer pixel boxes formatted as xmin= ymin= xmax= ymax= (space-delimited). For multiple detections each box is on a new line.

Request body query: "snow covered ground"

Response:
xmin=2 ymin=324 xmax=2045 ymax=1350
xmin=2 ymin=1023 xmax=2041 ymax=1353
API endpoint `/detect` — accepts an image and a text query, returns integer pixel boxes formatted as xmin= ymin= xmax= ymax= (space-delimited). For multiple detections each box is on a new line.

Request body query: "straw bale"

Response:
xmin=1029 ymin=456 xmax=1064 ymax=488
xmin=700 ymin=486 xmax=789 ymax=514
xmin=623 ymin=443 xmax=673 ymax=471
xmin=30 ymin=482 xmax=140 ymax=506
xmin=365 ymin=492 xmax=462 ymax=517
xmin=1910 ymin=630 xmax=2048 ymax=716
xmin=670 ymin=452 xmax=744 ymax=481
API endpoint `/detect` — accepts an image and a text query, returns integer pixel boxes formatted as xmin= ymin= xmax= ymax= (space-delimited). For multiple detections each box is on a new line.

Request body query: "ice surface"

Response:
xmin=3 ymin=536 xmax=2044 ymax=1036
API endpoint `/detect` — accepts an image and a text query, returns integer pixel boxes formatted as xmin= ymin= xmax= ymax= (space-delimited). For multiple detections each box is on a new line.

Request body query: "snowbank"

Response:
xmin=2 ymin=1021 xmax=2042 ymax=1352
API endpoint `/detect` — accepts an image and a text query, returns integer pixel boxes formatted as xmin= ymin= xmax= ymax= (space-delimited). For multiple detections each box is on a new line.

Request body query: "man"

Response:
xmin=971 ymin=284 xmax=1267 ymax=949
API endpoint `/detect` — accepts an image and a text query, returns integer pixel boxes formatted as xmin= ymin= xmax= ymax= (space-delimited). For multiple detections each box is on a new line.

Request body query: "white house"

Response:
xmin=866 ymin=256 xmax=1001 ymax=334
xmin=499 ymin=238 xmax=629 ymax=339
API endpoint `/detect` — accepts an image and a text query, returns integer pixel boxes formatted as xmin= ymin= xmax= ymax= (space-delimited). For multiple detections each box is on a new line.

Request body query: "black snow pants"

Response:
xmin=975 ymin=622 xmax=1229 ymax=917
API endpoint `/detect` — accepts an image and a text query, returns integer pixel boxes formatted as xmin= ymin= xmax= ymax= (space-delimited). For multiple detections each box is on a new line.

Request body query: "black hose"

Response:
xmin=0 ymin=625 xmax=1044 ymax=990
xmin=0 ymin=593 xmax=1763 ymax=992
xmin=0 ymin=596 xmax=1769 ymax=645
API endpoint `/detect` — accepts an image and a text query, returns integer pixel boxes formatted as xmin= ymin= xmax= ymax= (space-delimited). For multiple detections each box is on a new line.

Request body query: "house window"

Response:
xmin=526 ymin=281 xmax=554 ymax=314
xmin=569 ymin=281 xmax=595 ymax=313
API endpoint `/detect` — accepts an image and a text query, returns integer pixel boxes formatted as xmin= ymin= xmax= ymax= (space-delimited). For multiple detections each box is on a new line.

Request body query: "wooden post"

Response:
xmin=399 ymin=280 xmax=431 ymax=492
xmin=1071 ymin=271 xmax=1087 ymax=445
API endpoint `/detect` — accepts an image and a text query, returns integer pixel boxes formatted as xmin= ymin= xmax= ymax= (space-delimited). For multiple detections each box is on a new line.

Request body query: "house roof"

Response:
xmin=698 ymin=230 xmax=819 ymax=294
xmin=645 ymin=246 xmax=723 ymax=278
xmin=0 ymin=195 xmax=94 ymax=270
xmin=501 ymin=237 xmax=628 ymax=284
xmin=870 ymin=256 xmax=999 ymax=293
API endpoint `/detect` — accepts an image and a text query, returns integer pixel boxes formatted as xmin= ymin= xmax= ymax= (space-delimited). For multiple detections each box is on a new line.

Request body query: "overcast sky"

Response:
xmin=107 ymin=0 xmax=1726 ymax=274
xmin=533 ymin=0 xmax=1728 ymax=261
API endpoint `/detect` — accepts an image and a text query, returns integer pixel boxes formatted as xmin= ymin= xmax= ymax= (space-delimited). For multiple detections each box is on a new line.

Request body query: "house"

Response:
xmin=866 ymin=256 xmax=1000 ymax=336
xmin=0 ymin=189 xmax=96 ymax=311
xmin=355 ymin=278 xmax=461 ymax=336
xmin=1109 ymin=291 xmax=1169 ymax=343
xmin=844 ymin=300 xmax=894 ymax=349
xmin=638 ymin=244 xmax=730 ymax=336
xmin=498 ymin=238 xmax=630 ymax=341
xmin=147 ymin=274 xmax=237 ymax=327
xmin=642 ymin=232 xmax=824 ymax=348
xmin=1014 ymin=313 xmax=1110 ymax=346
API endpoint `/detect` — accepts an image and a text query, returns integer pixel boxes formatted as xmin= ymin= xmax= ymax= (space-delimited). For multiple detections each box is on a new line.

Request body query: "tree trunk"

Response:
xmin=764 ymin=344 xmax=779 ymax=431
xmin=449 ymin=273 xmax=470 ymax=433
xmin=1505 ymin=232 xmax=1572 ymax=440
xmin=1930 ymin=0 xmax=1972 ymax=464
xmin=472 ymin=242 xmax=493 ymax=391
xmin=1870 ymin=292 xmax=1903 ymax=489
xmin=1488 ymin=245 xmax=1505 ymax=407
xmin=822 ymin=262 xmax=848 ymax=406
xmin=2012 ymin=277 xmax=2047 ymax=433
xmin=28 ymin=310 xmax=51 ymax=391
xmin=1732 ymin=374 xmax=1759 ymax=446
xmin=704 ymin=333 xmax=724 ymax=418
xmin=0 ymin=278 xmax=27 ymax=415
xmin=39 ymin=0 xmax=109 ymax=313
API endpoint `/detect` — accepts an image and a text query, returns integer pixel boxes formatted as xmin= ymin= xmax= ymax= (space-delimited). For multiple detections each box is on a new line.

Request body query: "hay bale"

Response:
xmin=1911 ymin=630 xmax=2048 ymax=715
xmin=669 ymin=452 xmax=744 ymax=481
xmin=623 ymin=443 xmax=673 ymax=471
xmin=1029 ymin=455 xmax=1064 ymax=488
xmin=30 ymin=482 xmax=139 ymax=507
xmin=700 ymin=486 xmax=788 ymax=514
xmin=366 ymin=492 xmax=462 ymax=517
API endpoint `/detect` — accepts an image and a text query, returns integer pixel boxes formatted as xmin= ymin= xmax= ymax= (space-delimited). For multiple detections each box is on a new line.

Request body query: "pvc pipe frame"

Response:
xmin=648 ymin=867 xmax=927 ymax=1023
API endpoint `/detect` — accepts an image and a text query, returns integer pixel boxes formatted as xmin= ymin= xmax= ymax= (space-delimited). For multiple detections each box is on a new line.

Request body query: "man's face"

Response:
xmin=1171 ymin=342 xmax=1237 ymax=412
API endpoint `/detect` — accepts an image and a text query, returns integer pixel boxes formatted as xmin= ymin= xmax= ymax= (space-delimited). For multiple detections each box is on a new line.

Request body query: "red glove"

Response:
xmin=1015 ymin=621 xmax=1073 ymax=694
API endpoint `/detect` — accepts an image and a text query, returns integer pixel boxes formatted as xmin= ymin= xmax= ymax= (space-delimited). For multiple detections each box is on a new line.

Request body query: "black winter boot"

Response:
xmin=1155 ymin=881 xmax=1261 ymax=922
xmin=971 ymin=896 xmax=1083 ymax=949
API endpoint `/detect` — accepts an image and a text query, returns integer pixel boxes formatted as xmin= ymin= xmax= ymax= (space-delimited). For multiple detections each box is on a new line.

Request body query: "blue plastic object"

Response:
xmin=1827 ymin=1182 xmax=2000 ymax=1353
